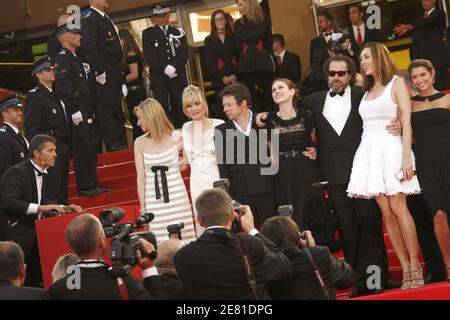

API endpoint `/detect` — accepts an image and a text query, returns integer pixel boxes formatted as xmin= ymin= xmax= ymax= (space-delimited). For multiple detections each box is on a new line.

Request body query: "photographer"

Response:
xmin=174 ymin=188 xmax=292 ymax=299
xmin=261 ymin=216 xmax=355 ymax=300
xmin=49 ymin=214 xmax=166 ymax=300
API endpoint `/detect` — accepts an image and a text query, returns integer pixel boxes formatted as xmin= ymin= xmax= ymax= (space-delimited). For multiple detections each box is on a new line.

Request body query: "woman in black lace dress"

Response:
xmin=409 ymin=59 xmax=450 ymax=281
xmin=119 ymin=29 xmax=147 ymax=141
xmin=264 ymin=78 xmax=329 ymax=233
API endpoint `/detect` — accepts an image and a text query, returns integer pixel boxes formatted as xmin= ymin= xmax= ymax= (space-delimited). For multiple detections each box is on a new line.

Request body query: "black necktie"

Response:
xmin=34 ymin=167 xmax=47 ymax=177
xmin=330 ymin=90 xmax=345 ymax=97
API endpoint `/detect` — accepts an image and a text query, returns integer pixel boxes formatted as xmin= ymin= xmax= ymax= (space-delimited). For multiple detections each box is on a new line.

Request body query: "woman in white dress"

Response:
xmin=134 ymin=98 xmax=196 ymax=243
xmin=181 ymin=85 xmax=224 ymax=236
xmin=347 ymin=43 xmax=423 ymax=289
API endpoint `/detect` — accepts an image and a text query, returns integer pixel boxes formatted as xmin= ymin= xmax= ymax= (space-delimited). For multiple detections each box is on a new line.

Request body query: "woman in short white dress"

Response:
xmin=181 ymin=85 xmax=224 ymax=236
xmin=347 ymin=43 xmax=423 ymax=289
xmin=134 ymin=98 xmax=196 ymax=243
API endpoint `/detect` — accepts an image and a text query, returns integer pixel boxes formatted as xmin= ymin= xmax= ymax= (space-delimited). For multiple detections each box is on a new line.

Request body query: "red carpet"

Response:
xmin=69 ymin=148 xmax=450 ymax=300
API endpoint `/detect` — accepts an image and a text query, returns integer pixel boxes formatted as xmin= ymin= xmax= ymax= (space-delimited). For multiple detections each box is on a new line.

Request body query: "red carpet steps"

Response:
xmin=68 ymin=148 xmax=450 ymax=299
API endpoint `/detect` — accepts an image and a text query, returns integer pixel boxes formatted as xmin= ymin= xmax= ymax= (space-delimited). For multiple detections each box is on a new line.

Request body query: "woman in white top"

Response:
xmin=181 ymin=85 xmax=224 ymax=236
xmin=134 ymin=98 xmax=196 ymax=243
xmin=347 ymin=43 xmax=423 ymax=289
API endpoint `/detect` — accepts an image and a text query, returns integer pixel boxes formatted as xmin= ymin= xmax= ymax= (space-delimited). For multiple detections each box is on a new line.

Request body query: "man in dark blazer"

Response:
xmin=49 ymin=213 xmax=166 ymax=300
xmin=309 ymin=11 xmax=335 ymax=70
xmin=174 ymin=188 xmax=291 ymax=299
xmin=394 ymin=0 xmax=450 ymax=90
xmin=214 ymin=82 xmax=276 ymax=228
xmin=0 ymin=95 xmax=28 ymax=241
xmin=0 ymin=241 xmax=49 ymax=300
xmin=272 ymin=34 xmax=302 ymax=84
xmin=142 ymin=5 xmax=188 ymax=128
xmin=79 ymin=1 xmax=127 ymax=151
xmin=304 ymin=55 xmax=402 ymax=297
xmin=347 ymin=4 xmax=382 ymax=68
xmin=24 ymin=57 xmax=71 ymax=205
xmin=0 ymin=135 xmax=82 ymax=287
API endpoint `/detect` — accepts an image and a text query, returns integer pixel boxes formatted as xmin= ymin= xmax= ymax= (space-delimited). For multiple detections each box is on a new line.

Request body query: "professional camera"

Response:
xmin=277 ymin=205 xmax=293 ymax=219
xmin=213 ymin=178 xmax=245 ymax=233
xmin=99 ymin=208 xmax=158 ymax=277
xmin=327 ymin=32 xmax=352 ymax=56
xmin=167 ymin=222 xmax=185 ymax=240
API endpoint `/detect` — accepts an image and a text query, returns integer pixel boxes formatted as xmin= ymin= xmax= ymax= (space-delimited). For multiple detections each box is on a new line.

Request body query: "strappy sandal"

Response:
xmin=410 ymin=267 xmax=424 ymax=289
xmin=401 ymin=266 xmax=411 ymax=290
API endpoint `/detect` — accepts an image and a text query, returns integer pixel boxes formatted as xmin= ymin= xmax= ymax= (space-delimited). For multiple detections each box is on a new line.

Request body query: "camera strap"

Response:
xmin=303 ymin=248 xmax=329 ymax=299
xmin=116 ymin=277 xmax=130 ymax=300
xmin=234 ymin=234 xmax=259 ymax=300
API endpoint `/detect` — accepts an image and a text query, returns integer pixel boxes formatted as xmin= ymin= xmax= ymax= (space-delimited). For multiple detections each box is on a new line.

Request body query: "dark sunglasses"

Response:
xmin=328 ymin=71 xmax=348 ymax=77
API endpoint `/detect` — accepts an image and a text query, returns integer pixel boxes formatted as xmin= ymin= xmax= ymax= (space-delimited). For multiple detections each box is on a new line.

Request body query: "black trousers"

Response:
xmin=152 ymin=84 xmax=188 ymax=129
xmin=407 ymin=194 xmax=445 ymax=277
xmin=239 ymin=71 xmax=275 ymax=112
xmin=96 ymin=65 xmax=127 ymax=150
xmin=126 ymin=88 xmax=146 ymax=141
xmin=434 ymin=66 xmax=449 ymax=91
xmin=233 ymin=192 xmax=276 ymax=229
xmin=328 ymin=185 xmax=387 ymax=289
xmin=72 ymin=108 xmax=100 ymax=192
xmin=24 ymin=238 xmax=42 ymax=288
xmin=45 ymin=141 xmax=70 ymax=205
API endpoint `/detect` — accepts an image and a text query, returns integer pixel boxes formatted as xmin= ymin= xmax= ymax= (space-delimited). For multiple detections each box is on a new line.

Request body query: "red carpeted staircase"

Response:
xmin=68 ymin=149 xmax=450 ymax=300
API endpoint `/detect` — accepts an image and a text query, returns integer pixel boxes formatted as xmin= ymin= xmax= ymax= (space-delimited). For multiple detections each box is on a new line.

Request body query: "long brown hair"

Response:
xmin=272 ymin=78 xmax=302 ymax=108
xmin=361 ymin=42 xmax=398 ymax=91
xmin=119 ymin=29 xmax=146 ymax=69
xmin=237 ymin=0 xmax=265 ymax=24
xmin=209 ymin=9 xmax=235 ymax=39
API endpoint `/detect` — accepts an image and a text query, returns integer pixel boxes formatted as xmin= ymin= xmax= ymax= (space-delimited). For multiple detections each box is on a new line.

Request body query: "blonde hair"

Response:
xmin=361 ymin=42 xmax=398 ymax=91
xmin=134 ymin=98 xmax=174 ymax=141
xmin=239 ymin=0 xmax=265 ymax=24
xmin=182 ymin=85 xmax=209 ymax=118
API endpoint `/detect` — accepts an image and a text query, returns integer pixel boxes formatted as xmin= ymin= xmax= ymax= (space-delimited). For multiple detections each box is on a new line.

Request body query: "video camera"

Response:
xmin=327 ymin=32 xmax=352 ymax=56
xmin=99 ymin=208 xmax=158 ymax=277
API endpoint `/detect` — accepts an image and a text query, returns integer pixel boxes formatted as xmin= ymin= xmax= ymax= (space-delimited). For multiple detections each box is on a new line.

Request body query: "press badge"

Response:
xmin=52 ymin=108 xmax=57 ymax=114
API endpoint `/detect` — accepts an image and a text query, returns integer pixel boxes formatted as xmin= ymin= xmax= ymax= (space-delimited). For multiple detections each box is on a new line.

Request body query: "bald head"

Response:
xmin=65 ymin=214 xmax=105 ymax=257
xmin=154 ymin=238 xmax=185 ymax=270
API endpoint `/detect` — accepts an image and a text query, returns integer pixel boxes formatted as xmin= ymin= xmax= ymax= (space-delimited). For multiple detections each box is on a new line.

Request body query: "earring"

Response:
xmin=432 ymin=78 xmax=435 ymax=84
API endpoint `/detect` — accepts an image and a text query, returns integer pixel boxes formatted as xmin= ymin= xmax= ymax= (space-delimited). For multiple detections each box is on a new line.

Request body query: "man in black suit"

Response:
xmin=0 ymin=135 xmax=83 ymax=287
xmin=347 ymin=4 xmax=382 ymax=68
xmin=0 ymin=95 xmax=28 ymax=241
xmin=174 ymin=188 xmax=291 ymax=299
xmin=79 ymin=0 xmax=127 ymax=151
xmin=394 ymin=0 xmax=450 ymax=90
xmin=304 ymin=55 xmax=402 ymax=297
xmin=0 ymin=241 xmax=49 ymax=300
xmin=272 ymin=34 xmax=302 ymax=84
xmin=24 ymin=57 xmax=71 ymax=205
xmin=309 ymin=11 xmax=335 ymax=71
xmin=142 ymin=5 xmax=188 ymax=129
xmin=54 ymin=23 xmax=110 ymax=197
xmin=214 ymin=82 xmax=276 ymax=228
xmin=49 ymin=213 xmax=166 ymax=300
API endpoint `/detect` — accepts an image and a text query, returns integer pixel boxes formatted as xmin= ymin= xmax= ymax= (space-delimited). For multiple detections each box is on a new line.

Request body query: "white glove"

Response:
xmin=122 ymin=84 xmax=128 ymax=98
xmin=96 ymin=72 xmax=106 ymax=85
xmin=169 ymin=73 xmax=178 ymax=79
xmin=71 ymin=111 xmax=83 ymax=126
xmin=164 ymin=65 xmax=176 ymax=77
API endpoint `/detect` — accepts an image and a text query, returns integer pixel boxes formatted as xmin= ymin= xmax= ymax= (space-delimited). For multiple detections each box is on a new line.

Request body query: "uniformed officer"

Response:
xmin=24 ymin=57 xmax=71 ymax=205
xmin=0 ymin=94 xmax=28 ymax=241
xmin=142 ymin=4 xmax=189 ymax=129
xmin=54 ymin=24 xmax=110 ymax=197
xmin=79 ymin=0 xmax=127 ymax=151
xmin=0 ymin=94 xmax=28 ymax=179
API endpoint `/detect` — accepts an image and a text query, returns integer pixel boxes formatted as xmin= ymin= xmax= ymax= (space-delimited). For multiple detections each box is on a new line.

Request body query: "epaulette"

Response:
xmin=28 ymin=87 xmax=38 ymax=93
xmin=58 ymin=49 xmax=67 ymax=55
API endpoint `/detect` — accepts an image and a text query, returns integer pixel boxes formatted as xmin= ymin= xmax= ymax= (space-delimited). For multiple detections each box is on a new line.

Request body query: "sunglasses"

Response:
xmin=328 ymin=71 xmax=348 ymax=77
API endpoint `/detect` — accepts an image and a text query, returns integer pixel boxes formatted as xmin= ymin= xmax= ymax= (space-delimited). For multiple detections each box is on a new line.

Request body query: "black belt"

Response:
xmin=151 ymin=166 xmax=170 ymax=203
xmin=279 ymin=149 xmax=305 ymax=159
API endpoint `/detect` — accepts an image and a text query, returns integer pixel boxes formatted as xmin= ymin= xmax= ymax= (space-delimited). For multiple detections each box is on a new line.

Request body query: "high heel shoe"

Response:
xmin=401 ymin=266 xmax=411 ymax=290
xmin=410 ymin=267 xmax=424 ymax=289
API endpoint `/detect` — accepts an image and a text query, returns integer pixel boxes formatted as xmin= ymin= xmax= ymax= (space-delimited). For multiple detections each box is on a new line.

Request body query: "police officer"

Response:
xmin=54 ymin=24 xmax=110 ymax=197
xmin=24 ymin=57 xmax=71 ymax=205
xmin=0 ymin=94 xmax=28 ymax=179
xmin=0 ymin=94 xmax=28 ymax=241
xmin=79 ymin=0 xmax=127 ymax=151
xmin=142 ymin=5 xmax=188 ymax=129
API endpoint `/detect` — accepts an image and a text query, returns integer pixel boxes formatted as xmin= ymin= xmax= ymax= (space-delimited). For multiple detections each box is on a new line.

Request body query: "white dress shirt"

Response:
xmin=204 ymin=226 xmax=259 ymax=236
xmin=26 ymin=160 xmax=48 ymax=215
xmin=3 ymin=121 xmax=29 ymax=148
xmin=425 ymin=7 xmax=436 ymax=17
xmin=322 ymin=87 xmax=352 ymax=136
xmin=323 ymin=30 xmax=335 ymax=43
xmin=352 ymin=23 xmax=365 ymax=43
xmin=233 ymin=110 xmax=253 ymax=136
